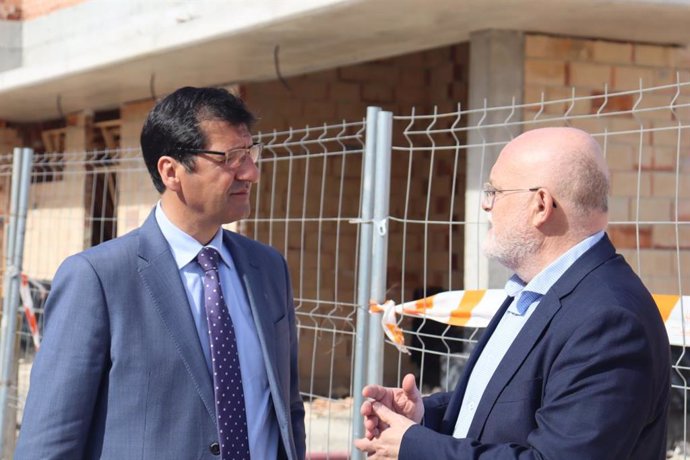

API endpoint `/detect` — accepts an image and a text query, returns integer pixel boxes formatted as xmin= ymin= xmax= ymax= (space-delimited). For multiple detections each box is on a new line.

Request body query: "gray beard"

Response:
xmin=483 ymin=225 xmax=540 ymax=272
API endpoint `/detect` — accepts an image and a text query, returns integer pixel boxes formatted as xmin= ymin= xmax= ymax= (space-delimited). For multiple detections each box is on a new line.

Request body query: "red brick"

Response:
xmin=592 ymin=41 xmax=633 ymax=64
xmin=612 ymin=66 xmax=656 ymax=90
xmin=329 ymin=82 xmax=360 ymax=102
xmin=339 ymin=64 xmax=399 ymax=85
xmin=362 ymin=83 xmax=394 ymax=103
xmin=569 ymin=62 xmax=612 ymax=88
xmin=608 ymin=225 xmax=652 ymax=249
xmin=524 ymin=59 xmax=566 ymax=86
xmin=634 ymin=44 xmax=674 ymax=67
xmin=525 ymin=35 xmax=593 ymax=60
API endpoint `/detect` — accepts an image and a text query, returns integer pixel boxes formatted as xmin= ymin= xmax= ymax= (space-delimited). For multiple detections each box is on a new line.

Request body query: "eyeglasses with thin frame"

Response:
xmin=179 ymin=143 xmax=263 ymax=169
xmin=482 ymin=183 xmax=542 ymax=210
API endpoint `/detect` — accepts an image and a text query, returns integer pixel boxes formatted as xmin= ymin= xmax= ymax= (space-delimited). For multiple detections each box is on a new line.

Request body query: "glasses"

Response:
xmin=180 ymin=143 xmax=263 ymax=169
xmin=482 ymin=184 xmax=541 ymax=210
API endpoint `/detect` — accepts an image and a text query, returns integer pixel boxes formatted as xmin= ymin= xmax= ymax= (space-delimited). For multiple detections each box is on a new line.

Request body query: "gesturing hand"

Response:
xmin=354 ymin=401 xmax=416 ymax=459
xmin=360 ymin=373 xmax=424 ymax=439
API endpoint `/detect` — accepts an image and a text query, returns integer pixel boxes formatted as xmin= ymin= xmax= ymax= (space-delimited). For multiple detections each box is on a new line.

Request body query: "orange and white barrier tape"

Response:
xmin=370 ymin=290 xmax=690 ymax=353
xmin=19 ymin=274 xmax=42 ymax=351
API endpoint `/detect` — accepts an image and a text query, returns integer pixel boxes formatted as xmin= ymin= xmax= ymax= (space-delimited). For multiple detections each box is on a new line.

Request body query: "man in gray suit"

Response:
xmin=16 ymin=87 xmax=306 ymax=459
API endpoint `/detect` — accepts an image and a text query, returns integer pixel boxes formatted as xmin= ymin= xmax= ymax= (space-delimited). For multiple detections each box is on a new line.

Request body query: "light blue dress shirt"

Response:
xmin=453 ymin=231 xmax=605 ymax=438
xmin=155 ymin=203 xmax=278 ymax=459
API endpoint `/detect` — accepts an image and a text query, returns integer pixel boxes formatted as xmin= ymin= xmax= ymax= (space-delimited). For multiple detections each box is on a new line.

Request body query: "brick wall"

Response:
xmin=0 ymin=123 xmax=21 ymax=154
xmin=0 ymin=0 xmax=87 ymax=20
xmin=244 ymin=44 xmax=469 ymax=390
xmin=524 ymin=33 xmax=690 ymax=294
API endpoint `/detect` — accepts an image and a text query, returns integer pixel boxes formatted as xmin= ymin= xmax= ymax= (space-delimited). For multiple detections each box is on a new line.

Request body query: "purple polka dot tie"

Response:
xmin=197 ymin=247 xmax=250 ymax=460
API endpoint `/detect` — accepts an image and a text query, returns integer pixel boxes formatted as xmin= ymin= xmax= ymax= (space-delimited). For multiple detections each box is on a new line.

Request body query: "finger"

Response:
xmin=372 ymin=401 xmax=398 ymax=425
xmin=362 ymin=384 xmax=388 ymax=400
xmin=401 ymin=373 xmax=420 ymax=399
xmin=364 ymin=415 xmax=380 ymax=431
xmin=365 ymin=426 xmax=380 ymax=440
xmin=361 ymin=400 xmax=373 ymax=416
xmin=354 ymin=436 xmax=376 ymax=454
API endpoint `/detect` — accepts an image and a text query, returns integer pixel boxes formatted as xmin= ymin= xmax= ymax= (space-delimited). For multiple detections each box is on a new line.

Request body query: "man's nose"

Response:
xmin=237 ymin=157 xmax=260 ymax=183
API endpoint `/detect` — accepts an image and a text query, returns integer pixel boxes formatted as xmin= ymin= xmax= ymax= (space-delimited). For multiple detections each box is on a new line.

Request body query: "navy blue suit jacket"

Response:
xmin=16 ymin=211 xmax=306 ymax=460
xmin=401 ymin=234 xmax=670 ymax=459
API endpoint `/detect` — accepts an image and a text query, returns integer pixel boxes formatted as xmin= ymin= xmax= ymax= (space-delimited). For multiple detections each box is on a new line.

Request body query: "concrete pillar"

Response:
xmin=464 ymin=30 xmax=524 ymax=289
xmin=0 ymin=21 xmax=21 ymax=73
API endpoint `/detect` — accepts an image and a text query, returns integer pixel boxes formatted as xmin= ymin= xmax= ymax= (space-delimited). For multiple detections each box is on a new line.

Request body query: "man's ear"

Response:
xmin=532 ymin=188 xmax=556 ymax=228
xmin=158 ymin=156 xmax=182 ymax=192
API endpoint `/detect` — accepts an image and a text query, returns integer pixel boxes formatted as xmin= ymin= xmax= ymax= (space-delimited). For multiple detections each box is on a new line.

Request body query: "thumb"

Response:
xmin=402 ymin=373 xmax=420 ymax=399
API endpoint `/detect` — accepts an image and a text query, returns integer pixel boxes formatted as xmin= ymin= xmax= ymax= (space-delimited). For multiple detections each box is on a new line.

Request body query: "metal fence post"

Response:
xmin=351 ymin=106 xmax=380 ymax=457
xmin=0 ymin=147 xmax=34 ymax=457
xmin=367 ymin=111 xmax=393 ymax=386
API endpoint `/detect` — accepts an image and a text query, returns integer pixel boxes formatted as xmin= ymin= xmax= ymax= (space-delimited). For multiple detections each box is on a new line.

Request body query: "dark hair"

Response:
xmin=140 ymin=86 xmax=256 ymax=193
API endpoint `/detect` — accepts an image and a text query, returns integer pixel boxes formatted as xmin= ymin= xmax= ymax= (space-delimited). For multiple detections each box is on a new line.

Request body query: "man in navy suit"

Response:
xmin=355 ymin=127 xmax=670 ymax=459
xmin=16 ymin=87 xmax=305 ymax=459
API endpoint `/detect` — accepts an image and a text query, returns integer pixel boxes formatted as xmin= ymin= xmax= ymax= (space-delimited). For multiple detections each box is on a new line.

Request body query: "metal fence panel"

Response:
xmin=2 ymin=78 xmax=690 ymax=458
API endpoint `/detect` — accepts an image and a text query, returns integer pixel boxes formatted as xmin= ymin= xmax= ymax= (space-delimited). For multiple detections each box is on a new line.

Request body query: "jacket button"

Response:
xmin=209 ymin=442 xmax=220 ymax=455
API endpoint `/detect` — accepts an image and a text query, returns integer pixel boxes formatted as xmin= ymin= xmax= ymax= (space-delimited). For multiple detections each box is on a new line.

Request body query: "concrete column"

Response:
xmin=464 ymin=30 xmax=524 ymax=289
xmin=0 ymin=21 xmax=21 ymax=73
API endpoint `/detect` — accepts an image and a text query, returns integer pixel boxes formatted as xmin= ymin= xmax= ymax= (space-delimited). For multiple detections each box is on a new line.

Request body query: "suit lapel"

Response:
xmin=136 ymin=212 xmax=217 ymax=422
xmin=223 ymin=232 xmax=280 ymax=399
xmin=465 ymin=291 xmax=562 ymax=439
xmin=464 ymin=234 xmax=618 ymax=440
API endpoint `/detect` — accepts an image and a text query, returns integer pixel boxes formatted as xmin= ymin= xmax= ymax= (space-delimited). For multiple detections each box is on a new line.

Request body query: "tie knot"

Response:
xmin=516 ymin=290 xmax=541 ymax=314
xmin=196 ymin=247 xmax=220 ymax=272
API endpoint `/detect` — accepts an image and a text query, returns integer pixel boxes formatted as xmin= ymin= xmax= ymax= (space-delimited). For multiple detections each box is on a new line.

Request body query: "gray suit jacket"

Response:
xmin=16 ymin=211 xmax=306 ymax=459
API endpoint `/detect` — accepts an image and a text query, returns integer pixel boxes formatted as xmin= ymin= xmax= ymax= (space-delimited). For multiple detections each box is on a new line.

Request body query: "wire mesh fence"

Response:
xmin=0 ymin=78 xmax=689 ymax=457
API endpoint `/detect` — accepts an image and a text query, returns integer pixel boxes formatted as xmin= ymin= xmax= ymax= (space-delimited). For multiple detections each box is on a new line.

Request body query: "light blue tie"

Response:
xmin=516 ymin=290 xmax=542 ymax=315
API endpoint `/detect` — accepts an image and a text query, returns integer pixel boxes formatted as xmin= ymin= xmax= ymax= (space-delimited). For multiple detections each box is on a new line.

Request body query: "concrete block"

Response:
xmin=569 ymin=62 xmax=612 ymax=88
xmin=524 ymin=59 xmax=566 ymax=87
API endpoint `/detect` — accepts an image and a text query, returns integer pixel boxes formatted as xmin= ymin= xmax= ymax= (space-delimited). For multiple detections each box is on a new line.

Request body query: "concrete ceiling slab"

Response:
xmin=2 ymin=0 xmax=690 ymax=121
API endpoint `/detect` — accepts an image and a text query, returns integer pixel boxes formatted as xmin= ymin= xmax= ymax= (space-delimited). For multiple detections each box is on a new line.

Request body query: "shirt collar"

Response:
xmin=155 ymin=202 xmax=233 ymax=270
xmin=503 ymin=230 xmax=605 ymax=314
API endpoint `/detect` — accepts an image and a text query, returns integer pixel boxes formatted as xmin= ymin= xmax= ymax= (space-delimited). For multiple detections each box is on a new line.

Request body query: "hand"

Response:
xmin=360 ymin=374 xmax=424 ymax=439
xmin=354 ymin=401 xmax=416 ymax=458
